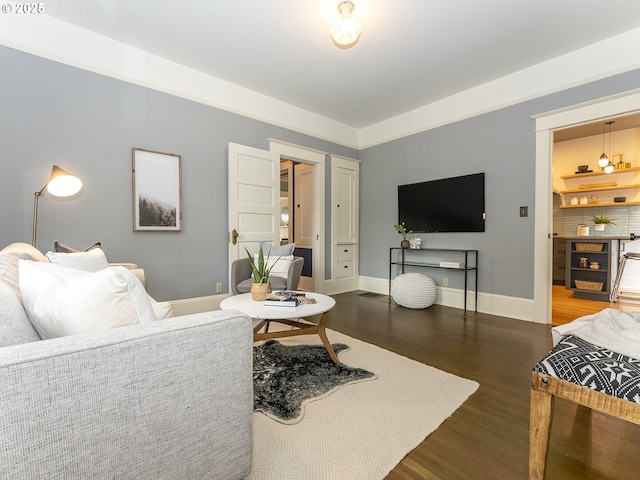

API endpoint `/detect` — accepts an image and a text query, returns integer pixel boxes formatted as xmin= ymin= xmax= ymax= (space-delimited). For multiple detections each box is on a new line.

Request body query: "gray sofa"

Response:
xmin=0 ymin=243 xmax=253 ymax=479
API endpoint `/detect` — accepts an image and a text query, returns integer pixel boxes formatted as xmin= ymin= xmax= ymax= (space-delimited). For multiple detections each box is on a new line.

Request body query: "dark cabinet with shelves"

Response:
xmin=565 ymin=238 xmax=618 ymax=301
xmin=553 ymin=238 xmax=566 ymax=286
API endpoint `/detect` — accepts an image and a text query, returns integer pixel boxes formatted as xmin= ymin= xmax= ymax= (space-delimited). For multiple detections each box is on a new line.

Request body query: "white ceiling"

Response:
xmin=33 ymin=0 xmax=640 ymax=129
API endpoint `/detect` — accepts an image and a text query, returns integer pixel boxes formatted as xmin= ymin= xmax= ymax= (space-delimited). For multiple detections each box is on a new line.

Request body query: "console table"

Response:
xmin=388 ymin=247 xmax=478 ymax=318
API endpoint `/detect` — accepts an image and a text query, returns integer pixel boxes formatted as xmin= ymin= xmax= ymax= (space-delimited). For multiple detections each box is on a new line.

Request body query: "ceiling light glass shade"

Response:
xmin=604 ymin=162 xmax=615 ymax=174
xmin=45 ymin=165 xmax=82 ymax=197
xmin=330 ymin=1 xmax=361 ymax=48
xmin=598 ymin=153 xmax=610 ymax=169
xmin=330 ymin=17 xmax=362 ymax=47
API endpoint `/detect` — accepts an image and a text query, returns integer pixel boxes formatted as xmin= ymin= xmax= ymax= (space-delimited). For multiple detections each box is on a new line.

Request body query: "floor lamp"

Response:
xmin=32 ymin=165 xmax=83 ymax=247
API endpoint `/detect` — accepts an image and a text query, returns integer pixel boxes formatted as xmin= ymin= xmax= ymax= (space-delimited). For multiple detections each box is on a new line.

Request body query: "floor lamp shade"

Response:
xmin=32 ymin=165 xmax=83 ymax=247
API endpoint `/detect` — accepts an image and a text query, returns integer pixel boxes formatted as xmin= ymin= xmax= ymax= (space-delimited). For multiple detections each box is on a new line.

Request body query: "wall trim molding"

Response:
xmin=1 ymin=12 xmax=639 ymax=149
xmin=169 ymin=294 xmax=226 ymax=316
xmin=167 ymin=280 xmax=536 ymax=322
xmin=358 ymin=275 xmax=535 ymax=322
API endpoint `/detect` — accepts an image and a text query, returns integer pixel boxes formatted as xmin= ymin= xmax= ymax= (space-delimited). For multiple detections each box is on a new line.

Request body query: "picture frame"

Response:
xmin=132 ymin=148 xmax=182 ymax=232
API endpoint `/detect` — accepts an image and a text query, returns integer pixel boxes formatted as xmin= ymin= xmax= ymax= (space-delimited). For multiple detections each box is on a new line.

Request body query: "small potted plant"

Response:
xmin=592 ymin=214 xmax=616 ymax=233
xmin=245 ymin=246 xmax=280 ymax=300
xmin=394 ymin=222 xmax=412 ymax=249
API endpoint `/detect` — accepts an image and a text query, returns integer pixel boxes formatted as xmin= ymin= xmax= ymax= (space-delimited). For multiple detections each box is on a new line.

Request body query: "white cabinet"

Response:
xmin=331 ymin=156 xmax=360 ymax=293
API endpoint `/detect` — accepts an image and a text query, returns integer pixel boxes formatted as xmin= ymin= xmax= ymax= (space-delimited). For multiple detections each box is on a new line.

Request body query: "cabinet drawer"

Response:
xmin=337 ymin=260 xmax=354 ymax=278
xmin=337 ymin=246 xmax=355 ymax=261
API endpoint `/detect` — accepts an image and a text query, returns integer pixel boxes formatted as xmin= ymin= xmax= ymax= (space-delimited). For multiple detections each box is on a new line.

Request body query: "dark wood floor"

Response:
xmin=326 ymin=291 xmax=640 ymax=480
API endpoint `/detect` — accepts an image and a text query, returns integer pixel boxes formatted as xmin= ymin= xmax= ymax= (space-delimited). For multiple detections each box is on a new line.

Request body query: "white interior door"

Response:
xmin=294 ymin=163 xmax=315 ymax=291
xmin=228 ymin=142 xmax=280 ymax=289
xmin=294 ymin=163 xmax=315 ymax=247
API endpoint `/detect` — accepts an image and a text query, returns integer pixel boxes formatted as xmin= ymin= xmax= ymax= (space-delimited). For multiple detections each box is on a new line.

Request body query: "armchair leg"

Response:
xmin=529 ymin=387 xmax=553 ymax=480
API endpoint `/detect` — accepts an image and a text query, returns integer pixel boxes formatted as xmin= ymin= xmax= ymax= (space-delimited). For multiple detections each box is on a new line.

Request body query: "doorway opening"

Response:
xmin=280 ymin=159 xmax=315 ymax=291
xmin=550 ymin=113 xmax=640 ymax=325
xmin=534 ymin=88 xmax=640 ymax=324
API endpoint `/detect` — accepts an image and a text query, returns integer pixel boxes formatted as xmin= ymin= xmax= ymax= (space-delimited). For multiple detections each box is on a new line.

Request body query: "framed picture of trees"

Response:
xmin=132 ymin=148 xmax=182 ymax=232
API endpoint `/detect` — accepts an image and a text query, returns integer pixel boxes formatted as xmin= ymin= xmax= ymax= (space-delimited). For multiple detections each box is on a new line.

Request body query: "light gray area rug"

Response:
xmin=248 ymin=327 xmax=479 ymax=480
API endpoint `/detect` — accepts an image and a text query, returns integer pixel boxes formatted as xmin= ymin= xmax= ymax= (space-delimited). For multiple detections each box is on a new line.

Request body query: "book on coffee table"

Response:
xmin=264 ymin=291 xmax=316 ymax=307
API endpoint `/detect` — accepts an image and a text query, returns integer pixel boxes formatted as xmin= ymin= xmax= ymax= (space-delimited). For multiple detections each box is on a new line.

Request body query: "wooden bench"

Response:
xmin=529 ymin=335 xmax=640 ymax=479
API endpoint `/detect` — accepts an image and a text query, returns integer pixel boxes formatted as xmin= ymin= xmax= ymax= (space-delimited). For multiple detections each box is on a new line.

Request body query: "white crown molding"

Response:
xmin=359 ymin=27 xmax=640 ymax=148
xmin=0 ymin=9 xmax=360 ymax=149
xmin=1 ymin=8 xmax=639 ymax=150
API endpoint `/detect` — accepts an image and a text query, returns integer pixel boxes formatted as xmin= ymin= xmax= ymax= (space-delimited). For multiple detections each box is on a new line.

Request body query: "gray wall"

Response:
xmin=359 ymin=69 xmax=640 ymax=299
xmin=0 ymin=46 xmax=357 ymax=301
xmin=3 ymin=44 xmax=640 ymax=303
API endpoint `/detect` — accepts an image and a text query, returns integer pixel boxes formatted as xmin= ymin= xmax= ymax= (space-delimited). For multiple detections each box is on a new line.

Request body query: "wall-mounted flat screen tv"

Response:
xmin=398 ymin=173 xmax=485 ymax=233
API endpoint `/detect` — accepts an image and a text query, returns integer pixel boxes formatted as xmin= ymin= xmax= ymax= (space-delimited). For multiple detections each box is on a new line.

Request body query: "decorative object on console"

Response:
xmin=330 ymin=1 xmax=362 ymax=49
xmin=409 ymin=238 xmax=422 ymax=249
xmin=32 ymin=165 xmax=83 ymax=248
xmin=132 ymin=148 xmax=182 ymax=232
xmin=394 ymin=222 xmax=412 ymax=249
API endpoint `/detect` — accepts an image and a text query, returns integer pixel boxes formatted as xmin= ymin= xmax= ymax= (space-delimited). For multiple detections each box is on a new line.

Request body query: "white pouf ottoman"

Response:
xmin=391 ymin=272 xmax=437 ymax=309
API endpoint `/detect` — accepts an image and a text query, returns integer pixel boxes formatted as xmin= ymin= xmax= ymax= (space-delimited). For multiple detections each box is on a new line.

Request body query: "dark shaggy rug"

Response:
xmin=253 ymin=340 xmax=377 ymax=424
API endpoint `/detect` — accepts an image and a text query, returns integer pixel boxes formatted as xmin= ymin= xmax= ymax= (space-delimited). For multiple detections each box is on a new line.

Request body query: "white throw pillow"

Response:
xmin=259 ymin=242 xmax=295 ymax=256
xmin=19 ymin=260 xmax=156 ymax=339
xmin=148 ymin=296 xmax=175 ymax=320
xmin=254 ymin=254 xmax=294 ymax=279
xmin=46 ymin=248 xmax=110 ymax=272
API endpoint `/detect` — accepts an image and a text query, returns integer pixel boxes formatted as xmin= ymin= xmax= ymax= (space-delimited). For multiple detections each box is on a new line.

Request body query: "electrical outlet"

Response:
xmin=443 ymin=277 xmax=449 ymax=287
xmin=216 ymin=282 xmax=223 ymax=293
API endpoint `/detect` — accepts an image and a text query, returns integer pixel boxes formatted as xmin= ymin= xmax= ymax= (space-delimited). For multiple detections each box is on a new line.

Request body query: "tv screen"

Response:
xmin=398 ymin=173 xmax=485 ymax=233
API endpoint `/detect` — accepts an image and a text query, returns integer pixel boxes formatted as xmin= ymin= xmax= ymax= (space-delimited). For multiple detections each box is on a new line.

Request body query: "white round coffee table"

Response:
xmin=220 ymin=292 xmax=338 ymax=363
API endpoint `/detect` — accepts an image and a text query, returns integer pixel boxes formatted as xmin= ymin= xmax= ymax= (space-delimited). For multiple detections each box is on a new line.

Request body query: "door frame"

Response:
xmin=269 ymin=139 xmax=328 ymax=293
xmin=533 ymin=88 xmax=640 ymax=324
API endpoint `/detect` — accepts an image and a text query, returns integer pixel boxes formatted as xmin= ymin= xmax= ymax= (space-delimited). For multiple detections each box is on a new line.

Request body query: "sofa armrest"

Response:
xmin=109 ymin=262 xmax=147 ymax=288
xmin=0 ymin=310 xmax=253 ymax=480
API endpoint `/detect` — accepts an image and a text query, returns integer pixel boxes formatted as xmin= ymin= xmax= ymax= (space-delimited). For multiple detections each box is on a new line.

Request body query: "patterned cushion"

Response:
xmin=533 ymin=335 xmax=640 ymax=403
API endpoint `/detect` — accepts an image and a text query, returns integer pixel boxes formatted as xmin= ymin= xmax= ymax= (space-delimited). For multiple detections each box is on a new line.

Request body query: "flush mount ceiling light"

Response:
xmin=330 ymin=1 xmax=362 ymax=48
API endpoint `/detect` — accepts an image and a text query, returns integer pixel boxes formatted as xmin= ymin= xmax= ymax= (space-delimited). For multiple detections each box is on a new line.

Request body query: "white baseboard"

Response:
xmin=168 ymin=294 xmax=227 ymax=316
xmin=357 ymin=275 xmax=536 ymax=322
xmin=170 ymin=279 xmax=537 ymax=323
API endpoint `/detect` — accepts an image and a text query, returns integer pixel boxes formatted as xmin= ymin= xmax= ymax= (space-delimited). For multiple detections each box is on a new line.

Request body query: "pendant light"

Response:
xmin=597 ymin=121 xmax=615 ymax=174
xmin=330 ymin=1 xmax=362 ymax=48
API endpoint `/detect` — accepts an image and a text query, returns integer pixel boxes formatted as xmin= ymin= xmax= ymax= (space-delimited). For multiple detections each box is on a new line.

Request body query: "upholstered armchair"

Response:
xmin=231 ymin=256 xmax=304 ymax=295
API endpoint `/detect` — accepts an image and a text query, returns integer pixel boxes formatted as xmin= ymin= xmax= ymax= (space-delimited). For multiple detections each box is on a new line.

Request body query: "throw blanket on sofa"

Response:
xmin=552 ymin=308 xmax=640 ymax=360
